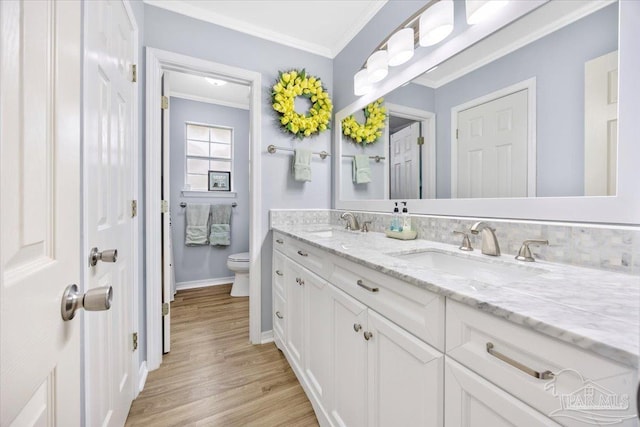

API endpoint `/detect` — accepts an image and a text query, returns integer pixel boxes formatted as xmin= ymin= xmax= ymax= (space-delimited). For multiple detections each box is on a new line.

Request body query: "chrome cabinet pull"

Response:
xmin=353 ymin=323 xmax=362 ymax=332
xmin=275 ymin=311 xmax=284 ymax=319
xmin=486 ymin=342 xmax=554 ymax=380
xmin=357 ymin=279 xmax=379 ymax=293
xmin=276 ymin=239 xmax=284 ymax=244
xmin=275 ymin=270 xmax=283 ymax=276
xmin=363 ymin=331 xmax=373 ymax=341
xmin=297 ymin=250 xmax=308 ymax=257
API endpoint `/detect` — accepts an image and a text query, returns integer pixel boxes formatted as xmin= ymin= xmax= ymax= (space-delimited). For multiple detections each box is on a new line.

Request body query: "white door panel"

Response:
xmin=1 ymin=1 xmax=81 ymax=425
xmin=456 ymin=89 xmax=528 ymax=198
xmin=390 ymin=122 xmax=420 ymax=199
xmin=85 ymin=0 xmax=136 ymax=425
xmin=585 ymin=51 xmax=618 ymax=196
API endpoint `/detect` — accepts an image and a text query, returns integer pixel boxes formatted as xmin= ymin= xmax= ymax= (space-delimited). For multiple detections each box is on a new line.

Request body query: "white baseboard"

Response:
xmin=175 ymin=276 xmax=234 ymax=291
xmin=138 ymin=361 xmax=148 ymax=393
xmin=260 ymin=330 xmax=274 ymax=344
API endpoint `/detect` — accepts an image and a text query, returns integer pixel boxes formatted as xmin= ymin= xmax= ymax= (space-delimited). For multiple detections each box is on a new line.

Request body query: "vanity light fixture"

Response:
xmin=366 ymin=50 xmax=389 ymax=83
xmin=354 ymin=69 xmax=372 ymax=96
xmin=205 ymin=77 xmax=227 ymax=86
xmin=387 ymin=28 xmax=415 ymax=66
xmin=466 ymin=0 xmax=509 ymax=25
xmin=419 ymin=0 xmax=454 ymax=47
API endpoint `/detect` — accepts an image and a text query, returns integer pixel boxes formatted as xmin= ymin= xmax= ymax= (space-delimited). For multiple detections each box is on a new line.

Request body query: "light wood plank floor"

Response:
xmin=125 ymin=285 xmax=319 ymax=427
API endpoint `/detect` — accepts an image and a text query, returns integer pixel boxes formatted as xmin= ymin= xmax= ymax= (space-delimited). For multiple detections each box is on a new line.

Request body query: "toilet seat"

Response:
xmin=228 ymin=252 xmax=249 ymax=262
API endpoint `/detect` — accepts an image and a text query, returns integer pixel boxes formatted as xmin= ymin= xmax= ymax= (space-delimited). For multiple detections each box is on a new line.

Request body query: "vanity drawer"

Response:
xmin=272 ymin=250 xmax=286 ymax=298
xmin=273 ymin=231 xmax=287 ymax=254
xmin=446 ymin=300 xmax=637 ymax=426
xmin=329 ymin=255 xmax=445 ymax=351
xmin=285 ymin=238 xmax=329 ymax=280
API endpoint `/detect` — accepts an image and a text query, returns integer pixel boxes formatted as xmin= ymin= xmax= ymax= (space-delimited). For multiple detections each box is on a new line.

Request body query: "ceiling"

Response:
xmin=143 ymin=0 xmax=387 ymax=58
xmin=167 ymin=71 xmax=251 ymax=109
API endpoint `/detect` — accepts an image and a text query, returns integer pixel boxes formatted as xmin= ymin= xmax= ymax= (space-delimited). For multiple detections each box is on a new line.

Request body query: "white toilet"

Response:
xmin=227 ymin=252 xmax=250 ymax=297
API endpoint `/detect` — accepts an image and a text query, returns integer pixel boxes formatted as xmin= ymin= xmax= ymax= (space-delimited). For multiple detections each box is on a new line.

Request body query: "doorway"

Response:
xmin=145 ymin=49 xmax=262 ymax=371
xmin=386 ymin=103 xmax=436 ymax=199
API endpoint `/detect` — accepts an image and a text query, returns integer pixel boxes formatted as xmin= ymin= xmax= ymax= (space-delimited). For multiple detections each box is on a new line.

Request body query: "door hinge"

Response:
xmin=131 ymin=64 xmax=137 ymax=83
xmin=162 ymin=303 xmax=169 ymax=316
xmin=132 ymin=332 xmax=138 ymax=351
xmin=161 ymin=96 xmax=169 ymax=110
xmin=131 ymin=200 xmax=137 ymax=218
xmin=161 ymin=200 xmax=169 ymax=213
xmin=417 ymin=136 xmax=425 ymax=146
xmin=456 ymin=129 xmax=459 ymax=139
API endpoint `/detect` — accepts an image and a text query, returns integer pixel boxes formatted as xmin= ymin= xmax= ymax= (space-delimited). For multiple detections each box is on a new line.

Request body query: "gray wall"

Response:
xmin=144 ymin=4 xmax=333 ymax=332
xmin=433 ymin=3 xmax=618 ymax=198
xmin=169 ymin=97 xmax=250 ymax=283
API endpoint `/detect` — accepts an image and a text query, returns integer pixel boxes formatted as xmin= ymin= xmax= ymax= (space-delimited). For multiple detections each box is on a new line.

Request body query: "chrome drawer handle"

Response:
xmin=357 ymin=279 xmax=379 ymax=293
xmin=353 ymin=323 xmax=362 ymax=332
xmin=297 ymin=250 xmax=308 ymax=257
xmin=486 ymin=342 xmax=554 ymax=380
xmin=275 ymin=311 xmax=283 ymax=319
xmin=275 ymin=270 xmax=283 ymax=276
xmin=276 ymin=239 xmax=284 ymax=244
xmin=364 ymin=331 xmax=373 ymax=341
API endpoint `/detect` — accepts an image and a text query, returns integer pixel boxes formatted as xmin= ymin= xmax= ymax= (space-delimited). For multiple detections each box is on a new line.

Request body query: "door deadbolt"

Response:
xmin=61 ymin=284 xmax=113 ymax=321
xmin=89 ymin=247 xmax=118 ymax=266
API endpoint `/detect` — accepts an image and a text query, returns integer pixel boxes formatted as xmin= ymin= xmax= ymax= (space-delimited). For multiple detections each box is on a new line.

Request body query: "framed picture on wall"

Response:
xmin=208 ymin=171 xmax=231 ymax=191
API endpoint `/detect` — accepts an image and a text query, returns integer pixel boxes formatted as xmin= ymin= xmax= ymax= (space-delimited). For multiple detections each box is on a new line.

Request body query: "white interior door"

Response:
xmin=389 ymin=122 xmax=420 ymax=199
xmin=85 ymin=1 xmax=136 ymax=425
xmin=0 ymin=1 xmax=82 ymax=425
xmin=585 ymin=51 xmax=618 ymax=196
xmin=161 ymin=73 xmax=172 ymax=352
xmin=456 ymin=89 xmax=528 ymax=198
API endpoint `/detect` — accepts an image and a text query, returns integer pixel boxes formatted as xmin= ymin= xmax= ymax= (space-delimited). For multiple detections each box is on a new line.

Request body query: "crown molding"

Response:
xmin=170 ymin=91 xmax=250 ymax=110
xmin=330 ymin=1 xmax=388 ymax=58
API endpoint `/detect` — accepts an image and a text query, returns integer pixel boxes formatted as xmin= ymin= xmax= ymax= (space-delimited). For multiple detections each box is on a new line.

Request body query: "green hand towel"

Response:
xmin=353 ymin=154 xmax=371 ymax=184
xmin=293 ymin=148 xmax=312 ymax=182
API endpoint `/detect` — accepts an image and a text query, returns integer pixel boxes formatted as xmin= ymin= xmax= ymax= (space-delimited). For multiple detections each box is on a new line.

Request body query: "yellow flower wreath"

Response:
xmin=272 ymin=69 xmax=333 ymax=139
xmin=342 ymin=98 xmax=387 ymax=144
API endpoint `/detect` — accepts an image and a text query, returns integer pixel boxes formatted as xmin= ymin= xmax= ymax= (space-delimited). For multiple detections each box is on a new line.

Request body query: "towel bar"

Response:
xmin=180 ymin=202 xmax=237 ymax=208
xmin=267 ymin=144 xmax=330 ymax=160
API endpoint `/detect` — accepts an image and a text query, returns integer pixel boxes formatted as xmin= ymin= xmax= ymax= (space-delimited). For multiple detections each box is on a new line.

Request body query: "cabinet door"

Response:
xmin=367 ymin=310 xmax=444 ymax=427
xmin=445 ymin=358 xmax=561 ymax=427
xmin=329 ymin=286 xmax=368 ymax=427
xmin=303 ymin=268 xmax=331 ymax=405
xmin=286 ymin=261 xmax=305 ymax=371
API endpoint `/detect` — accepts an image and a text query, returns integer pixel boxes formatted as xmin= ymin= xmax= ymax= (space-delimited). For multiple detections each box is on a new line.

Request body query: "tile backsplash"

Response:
xmin=271 ymin=209 xmax=639 ymax=275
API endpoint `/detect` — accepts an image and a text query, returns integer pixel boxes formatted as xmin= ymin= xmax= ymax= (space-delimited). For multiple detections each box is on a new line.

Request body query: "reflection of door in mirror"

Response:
xmin=453 ymin=88 xmax=529 ymax=198
xmin=390 ymin=122 xmax=420 ymax=199
xmin=585 ymin=51 xmax=618 ymax=196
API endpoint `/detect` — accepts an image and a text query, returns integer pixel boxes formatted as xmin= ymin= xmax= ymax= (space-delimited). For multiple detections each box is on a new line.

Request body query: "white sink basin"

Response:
xmin=308 ymin=229 xmax=335 ymax=238
xmin=392 ymin=250 xmax=547 ymax=283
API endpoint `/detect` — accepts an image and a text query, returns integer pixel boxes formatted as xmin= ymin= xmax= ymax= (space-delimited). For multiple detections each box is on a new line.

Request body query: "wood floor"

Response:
xmin=125 ymin=285 xmax=319 ymax=427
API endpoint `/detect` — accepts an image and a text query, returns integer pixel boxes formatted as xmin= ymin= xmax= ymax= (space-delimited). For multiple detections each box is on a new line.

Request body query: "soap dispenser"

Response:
xmin=401 ymin=201 xmax=411 ymax=232
xmin=391 ymin=202 xmax=400 ymax=231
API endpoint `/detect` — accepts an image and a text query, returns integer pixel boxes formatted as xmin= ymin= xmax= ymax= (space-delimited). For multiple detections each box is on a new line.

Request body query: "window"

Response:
xmin=185 ymin=122 xmax=233 ymax=191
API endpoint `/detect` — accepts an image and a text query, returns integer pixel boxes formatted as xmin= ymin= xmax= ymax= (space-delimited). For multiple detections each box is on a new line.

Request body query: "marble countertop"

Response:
xmin=272 ymin=224 xmax=640 ymax=367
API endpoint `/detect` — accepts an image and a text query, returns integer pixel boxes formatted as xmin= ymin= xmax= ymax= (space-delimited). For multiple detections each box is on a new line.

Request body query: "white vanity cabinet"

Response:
xmin=273 ymin=232 xmax=445 ymax=427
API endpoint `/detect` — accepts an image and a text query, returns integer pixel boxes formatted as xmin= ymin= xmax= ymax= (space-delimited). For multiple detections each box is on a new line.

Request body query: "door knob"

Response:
xmin=89 ymin=247 xmax=118 ymax=266
xmin=61 ymin=284 xmax=113 ymax=321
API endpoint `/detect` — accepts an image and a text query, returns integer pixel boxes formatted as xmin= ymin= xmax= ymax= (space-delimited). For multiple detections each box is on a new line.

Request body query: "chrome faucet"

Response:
xmin=340 ymin=212 xmax=359 ymax=231
xmin=470 ymin=221 xmax=501 ymax=256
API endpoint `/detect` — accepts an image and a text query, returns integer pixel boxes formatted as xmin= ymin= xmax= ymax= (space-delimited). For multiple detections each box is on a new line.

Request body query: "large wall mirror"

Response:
xmin=335 ymin=0 xmax=640 ymax=225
